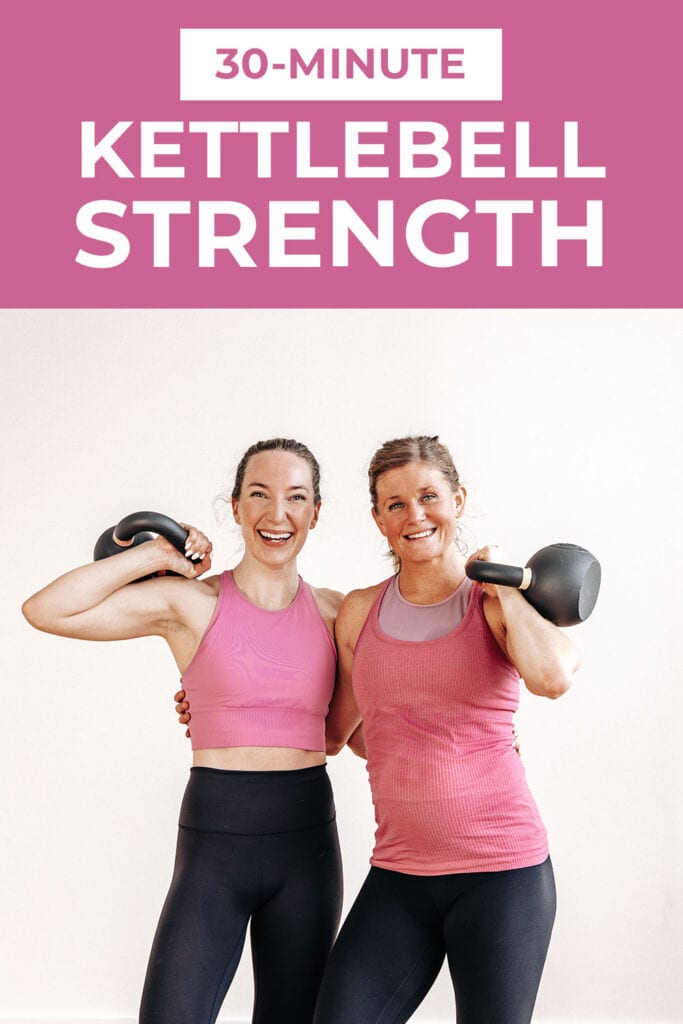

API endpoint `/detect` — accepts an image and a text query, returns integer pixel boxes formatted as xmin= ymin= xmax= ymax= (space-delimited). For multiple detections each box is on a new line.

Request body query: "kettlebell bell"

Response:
xmin=465 ymin=542 xmax=601 ymax=626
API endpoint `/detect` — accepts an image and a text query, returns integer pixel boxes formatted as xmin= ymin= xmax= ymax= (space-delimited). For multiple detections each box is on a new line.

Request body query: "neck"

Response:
xmin=398 ymin=550 xmax=466 ymax=605
xmin=231 ymin=554 xmax=301 ymax=611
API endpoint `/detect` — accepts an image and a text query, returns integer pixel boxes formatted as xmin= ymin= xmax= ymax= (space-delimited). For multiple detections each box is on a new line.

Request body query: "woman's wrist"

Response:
xmin=489 ymin=583 xmax=523 ymax=611
xmin=118 ymin=540 xmax=174 ymax=578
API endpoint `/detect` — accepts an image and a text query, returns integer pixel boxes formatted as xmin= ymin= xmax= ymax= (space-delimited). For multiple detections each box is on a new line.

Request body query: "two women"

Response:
xmin=24 ymin=434 xmax=579 ymax=1024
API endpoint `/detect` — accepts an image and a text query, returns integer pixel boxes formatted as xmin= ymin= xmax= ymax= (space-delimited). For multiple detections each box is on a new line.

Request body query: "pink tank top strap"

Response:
xmin=295 ymin=578 xmax=337 ymax=657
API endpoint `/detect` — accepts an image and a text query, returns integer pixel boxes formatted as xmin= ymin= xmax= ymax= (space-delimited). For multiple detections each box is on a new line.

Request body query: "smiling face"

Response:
xmin=372 ymin=460 xmax=465 ymax=569
xmin=232 ymin=449 xmax=320 ymax=567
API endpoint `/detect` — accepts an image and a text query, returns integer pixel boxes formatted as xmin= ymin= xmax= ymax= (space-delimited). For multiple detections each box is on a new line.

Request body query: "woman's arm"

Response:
xmin=470 ymin=547 xmax=580 ymax=699
xmin=324 ymin=587 xmax=378 ymax=755
xmin=346 ymin=721 xmax=366 ymax=759
xmin=310 ymin=585 xmax=345 ymax=640
xmin=22 ymin=528 xmax=212 ymax=643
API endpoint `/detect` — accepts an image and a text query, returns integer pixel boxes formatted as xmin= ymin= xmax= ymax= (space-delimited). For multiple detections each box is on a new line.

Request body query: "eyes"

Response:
xmin=249 ymin=490 xmax=307 ymax=502
xmin=387 ymin=493 xmax=438 ymax=511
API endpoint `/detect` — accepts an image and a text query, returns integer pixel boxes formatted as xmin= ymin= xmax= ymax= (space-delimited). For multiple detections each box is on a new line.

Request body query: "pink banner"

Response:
xmin=1 ymin=0 xmax=680 ymax=307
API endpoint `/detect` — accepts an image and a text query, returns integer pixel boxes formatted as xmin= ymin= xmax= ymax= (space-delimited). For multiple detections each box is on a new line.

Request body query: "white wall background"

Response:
xmin=1 ymin=309 xmax=681 ymax=1023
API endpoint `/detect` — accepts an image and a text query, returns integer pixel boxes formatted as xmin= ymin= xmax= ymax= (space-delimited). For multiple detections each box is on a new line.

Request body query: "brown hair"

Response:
xmin=368 ymin=435 xmax=461 ymax=508
xmin=368 ymin=436 xmax=463 ymax=570
xmin=231 ymin=438 xmax=321 ymax=504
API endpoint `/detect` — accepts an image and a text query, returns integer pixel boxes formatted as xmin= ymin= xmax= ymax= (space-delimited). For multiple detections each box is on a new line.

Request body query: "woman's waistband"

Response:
xmin=178 ymin=763 xmax=335 ymax=835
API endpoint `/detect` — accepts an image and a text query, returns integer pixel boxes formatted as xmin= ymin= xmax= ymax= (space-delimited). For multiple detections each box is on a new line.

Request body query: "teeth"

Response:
xmin=259 ymin=531 xmax=292 ymax=540
xmin=407 ymin=529 xmax=434 ymax=539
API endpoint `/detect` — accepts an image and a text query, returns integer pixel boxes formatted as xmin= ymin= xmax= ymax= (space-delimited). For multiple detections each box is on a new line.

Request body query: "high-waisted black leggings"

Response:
xmin=313 ymin=857 xmax=556 ymax=1024
xmin=139 ymin=765 xmax=343 ymax=1024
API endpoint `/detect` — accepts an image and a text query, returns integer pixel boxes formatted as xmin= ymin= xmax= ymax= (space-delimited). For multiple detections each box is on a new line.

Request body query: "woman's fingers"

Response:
xmin=180 ymin=523 xmax=212 ymax=562
xmin=173 ymin=689 xmax=191 ymax=725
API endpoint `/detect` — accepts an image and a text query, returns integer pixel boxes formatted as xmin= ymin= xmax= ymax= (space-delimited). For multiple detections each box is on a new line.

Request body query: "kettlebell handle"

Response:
xmin=464 ymin=561 xmax=531 ymax=591
xmin=110 ymin=511 xmax=189 ymax=554
xmin=93 ymin=511 xmax=198 ymax=579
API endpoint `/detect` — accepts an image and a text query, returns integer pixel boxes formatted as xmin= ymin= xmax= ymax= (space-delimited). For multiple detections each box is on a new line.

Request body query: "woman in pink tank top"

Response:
xmin=22 ymin=438 xmax=345 ymax=1024
xmin=315 ymin=435 xmax=581 ymax=1024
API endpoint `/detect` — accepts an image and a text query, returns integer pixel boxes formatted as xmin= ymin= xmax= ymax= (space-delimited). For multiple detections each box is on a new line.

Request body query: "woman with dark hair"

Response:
xmin=314 ymin=435 xmax=580 ymax=1024
xmin=22 ymin=438 xmax=344 ymax=1024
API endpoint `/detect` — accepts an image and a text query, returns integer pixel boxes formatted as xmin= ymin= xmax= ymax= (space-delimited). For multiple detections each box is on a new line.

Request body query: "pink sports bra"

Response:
xmin=181 ymin=571 xmax=337 ymax=752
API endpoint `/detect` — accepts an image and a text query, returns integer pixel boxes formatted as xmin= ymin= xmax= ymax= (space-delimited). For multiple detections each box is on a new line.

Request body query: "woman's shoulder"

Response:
xmin=305 ymin=584 xmax=344 ymax=640
xmin=158 ymin=571 xmax=222 ymax=625
xmin=307 ymin=584 xmax=344 ymax=617
xmin=342 ymin=579 xmax=389 ymax=609
xmin=197 ymin=572 xmax=222 ymax=596
xmin=335 ymin=580 xmax=389 ymax=646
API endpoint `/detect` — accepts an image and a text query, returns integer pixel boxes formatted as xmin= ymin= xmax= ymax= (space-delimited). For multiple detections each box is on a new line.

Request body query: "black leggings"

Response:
xmin=139 ymin=765 xmax=343 ymax=1024
xmin=313 ymin=857 xmax=556 ymax=1024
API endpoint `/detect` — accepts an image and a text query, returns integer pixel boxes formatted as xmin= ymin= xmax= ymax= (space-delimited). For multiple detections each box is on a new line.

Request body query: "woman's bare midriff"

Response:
xmin=192 ymin=747 xmax=326 ymax=770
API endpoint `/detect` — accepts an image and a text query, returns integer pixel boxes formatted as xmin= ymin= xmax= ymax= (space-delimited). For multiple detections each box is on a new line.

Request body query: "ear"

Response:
xmin=231 ymin=497 xmax=241 ymax=525
xmin=309 ymin=501 xmax=321 ymax=530
xmin=371 ymin=506 xmax=387 ymax=537
xmin=454 ymin=486 xmax=467 ymax=517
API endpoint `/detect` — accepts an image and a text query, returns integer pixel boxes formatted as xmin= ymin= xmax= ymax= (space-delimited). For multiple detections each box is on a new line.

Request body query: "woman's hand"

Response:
xmin=174 ymin=689 xmax=191 ymax=739
xmin=465 ymin=545 xmax=509 ymax=598
xmin=155 ymin=524 xmax=213 ymax=579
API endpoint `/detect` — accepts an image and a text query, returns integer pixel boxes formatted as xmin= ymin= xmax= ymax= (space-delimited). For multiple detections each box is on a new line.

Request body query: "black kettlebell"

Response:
xmin=465 ymin=542 xmax=601 ymax=626
xmin=94 ymin=511 xmax=198 ymax=581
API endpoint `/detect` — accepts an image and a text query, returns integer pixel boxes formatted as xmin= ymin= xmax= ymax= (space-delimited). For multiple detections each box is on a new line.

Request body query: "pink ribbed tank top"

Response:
xmin=353 ymin=578 xmax=548 ymax=875
xmin=181 ymin=571 xmax=337 ymax=752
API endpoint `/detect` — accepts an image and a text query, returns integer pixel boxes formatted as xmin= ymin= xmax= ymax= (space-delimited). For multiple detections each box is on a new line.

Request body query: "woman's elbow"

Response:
xmin=22 ymin=595 xmax=44 ymax=630
xmin=527 ymin=662 xmax=577 ymax=700
xmin=325 ymin=723 xmax=349 ymax=756
xmin=543 ymin=675 xmax=572 ymax=700
xmin=22 ymin=595 xmax=59 ymax=634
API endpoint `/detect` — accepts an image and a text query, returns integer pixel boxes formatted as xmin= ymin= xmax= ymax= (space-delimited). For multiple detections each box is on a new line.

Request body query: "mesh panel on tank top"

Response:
xmin=378 ymin=574 xmax=472 ymax=641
